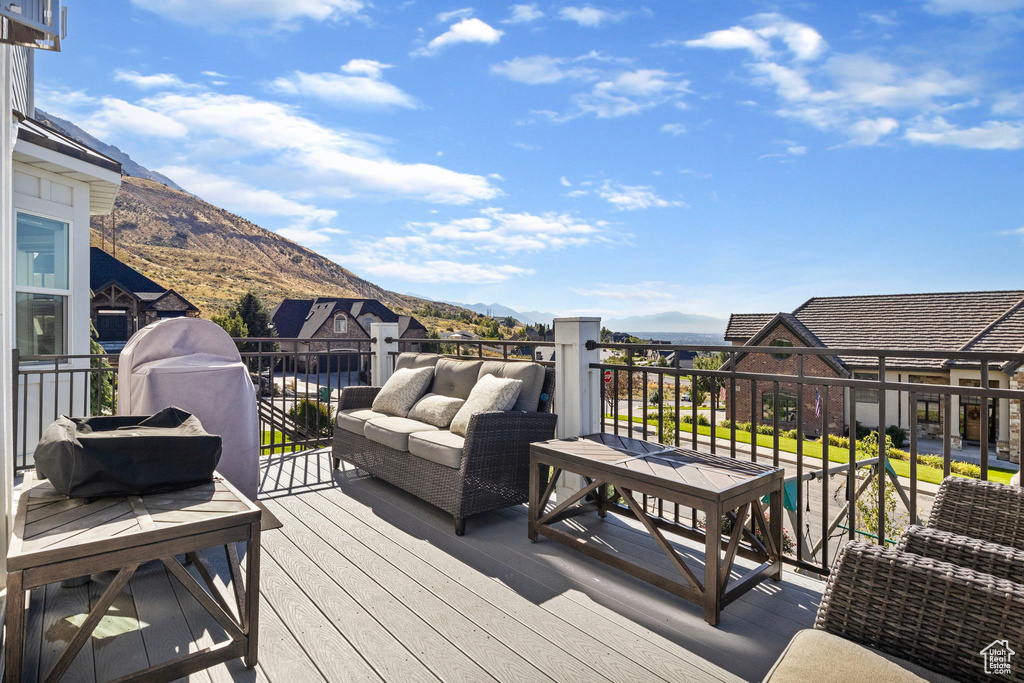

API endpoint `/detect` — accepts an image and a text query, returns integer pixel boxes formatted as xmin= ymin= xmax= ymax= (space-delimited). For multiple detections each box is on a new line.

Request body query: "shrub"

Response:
xmin=756 ymin=424 xmax=775 ymax=436
xmin=780 ymin=428 xmax=799 ymax=439
xmin=680 ymin=414 xmax=710 ymax=426
xmin=845 ymin=421 xmax=872 ymax=440
xmin=886 ymin=425 xmax=908 ymax=449
xmin=827 ymin=434 xmax=850 ymax=449
xmin=288 ymin=399 xmax=334 ymax=437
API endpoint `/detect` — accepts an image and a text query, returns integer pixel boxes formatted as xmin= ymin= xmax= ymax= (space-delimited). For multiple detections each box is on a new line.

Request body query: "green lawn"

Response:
xmin=607 ymin=414 xmax=1016 ymax=486
xmin=260 ymin=430 xmax=303 ymax=454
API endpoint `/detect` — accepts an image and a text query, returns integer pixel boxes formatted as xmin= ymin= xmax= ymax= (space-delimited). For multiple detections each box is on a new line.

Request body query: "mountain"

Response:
xmin=445 ymin=302 xmax=558 ymax=326
xmin=603 ymin=311 xmax=728 ymax=334
xmin=36 ymin=110 xmax=189 ymax=193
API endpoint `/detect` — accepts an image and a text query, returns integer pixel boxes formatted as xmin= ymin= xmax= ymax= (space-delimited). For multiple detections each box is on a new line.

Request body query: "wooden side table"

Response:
xmin=529 ymin=433 xmax=785 ymax=626
xmin=5 ymin=472 xmax=261 ymax=682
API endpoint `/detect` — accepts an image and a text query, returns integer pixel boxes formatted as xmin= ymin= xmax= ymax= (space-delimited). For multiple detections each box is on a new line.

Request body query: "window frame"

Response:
xmin=853 ymin=371 xmax=879 ymax=404
xmin=14 ymin=209 xmax=72 ymax=358
xmin=762 ymin=390 xmax=798 ymax=422
xmin=769 ymin=338 xmax=793 ymax=360
xmin=333 ymin=314 xmax=348 ymax=334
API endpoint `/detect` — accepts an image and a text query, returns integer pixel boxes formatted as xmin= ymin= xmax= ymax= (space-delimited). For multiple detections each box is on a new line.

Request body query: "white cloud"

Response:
xmin=202 ymin=70 xmax=229 ymax=78
xmin=993 ymin=91 xmax=1024 ymax=116
xmin=136 ymin=91 xmax=501 ymax=203
xmin=113 ymin=70 xmax=198 ymax=90
xmin=923 ymin=0 xmax=1024 ymax=13
xmin=85 ymin=97 xmax=189 ymax=138
xmin=414 ymin=18 xmax=503 ymax=56
xmin=437 ymin=7 xmax=475 ymax=22
xmin=597 ymin=181 xmax=685 ymax=210
xmin=343 ymin=254 xmax=530 ymax=284
xmin=558 ymin=6 xmax=626 ymax=27
xmin=846 ymin=117 xmax=899 ymax=145
xmin=131 ymin=0 xmax=365 ymax=28
xmin=504 ymin=4 xmax=543 ymax=23
xmin=660 ymin=123 xmax=687 ymax=136
xmin=572 ymin=281 xmax=674 ymax=301
xmin=904 ymin=117 xmax=1024 ymax=149
xmin=269 ymin=60 xmax=417 ymax=108
xmin=574 ymin=69 xmax=690 ymax=118
xmin=490 ymin=55 xmax=596 ymax=85
xmin=560 ymin=176 xmax=571 ymax=186
xmin=686 ymin=14 xmax=826 ymax=62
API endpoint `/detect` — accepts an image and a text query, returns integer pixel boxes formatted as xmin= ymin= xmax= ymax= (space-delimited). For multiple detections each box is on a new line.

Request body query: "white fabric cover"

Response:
xmin=371 ymin=366 xmax=434 ymax=417
xmin=449 ymin=374 xmax=522 ymax=437
xmin=117 ymin=318 xmax=260 ymax=500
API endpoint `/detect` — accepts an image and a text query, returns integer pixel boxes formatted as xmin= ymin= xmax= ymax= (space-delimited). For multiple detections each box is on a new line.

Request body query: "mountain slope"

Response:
xmin=37 ymin=110 xmax=189 ymax=192
xmin=90 ymin=176 xmax=462 ymax=318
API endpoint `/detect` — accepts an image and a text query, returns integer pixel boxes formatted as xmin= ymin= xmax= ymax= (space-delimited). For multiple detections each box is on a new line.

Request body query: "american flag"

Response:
xmin=814 ymin=388 xmax=822 ymax=418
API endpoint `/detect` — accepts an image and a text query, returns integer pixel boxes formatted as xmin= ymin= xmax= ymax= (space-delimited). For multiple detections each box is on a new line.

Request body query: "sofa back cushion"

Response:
xmin=407 ymin=393 xmax=465 ymax=429
xmin=371 ymin=366 xmax=435 ymax=417
xmin=431 ymin=358 xmax=482 ymax=400
xmin=449 ymin=374 xmax=523 ymax=437
xmin=394 ymin=353 xmax=441 ymax=372
xmin=478 ymin=361 xmax=546 ymax=412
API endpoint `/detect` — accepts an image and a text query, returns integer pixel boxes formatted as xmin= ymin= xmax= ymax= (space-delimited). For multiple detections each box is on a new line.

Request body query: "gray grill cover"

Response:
xmin=35 ymin=407 xmax=222 ymax=498
xmin=118 ymin=318 xmax=260 ymax=499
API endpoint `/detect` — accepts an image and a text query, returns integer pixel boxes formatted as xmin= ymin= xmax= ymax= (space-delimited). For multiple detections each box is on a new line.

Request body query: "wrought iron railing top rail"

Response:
xmin=589 ymin=341 xmax=1024 ymax=576
xmin=387 ymin=337 xmax=555 ymax=367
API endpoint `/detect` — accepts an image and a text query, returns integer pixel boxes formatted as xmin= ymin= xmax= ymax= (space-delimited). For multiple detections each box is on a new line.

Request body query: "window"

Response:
xmin=364 ymin=315 xmax=373 ymax=330
xmin=916 ymin=394 xmax=940 ymax=424
xmin=15 ymin=213 xmax=69 ymax=355
xmin=854 ymin=372 xmax=879 ymax=403
xmin=762 ymin=390 xmax=798 ymax=422
xmin=769 ymin=338 xmax=793 ymax=360
xmin=333 ymin=315 xmax=347 ymax=334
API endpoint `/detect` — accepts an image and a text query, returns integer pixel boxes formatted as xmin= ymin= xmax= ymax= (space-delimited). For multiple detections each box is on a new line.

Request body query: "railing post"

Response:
xmin=370 ymin=323 xmax=399 ymax=387
xmin=553 ymin=317 xmax=601 ymax=502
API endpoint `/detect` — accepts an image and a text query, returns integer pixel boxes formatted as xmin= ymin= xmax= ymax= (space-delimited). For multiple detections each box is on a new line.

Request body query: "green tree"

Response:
xmin=503 ymin=315 xmax=516 ymax=328
xmin=235 ymin=292 xmax=275 ymax=339
xmin=211 ymin=310 xmax=248 ymax=338
xmin=89 ymin=320 xmax=114 ymax=415
xmin=600 ymin=326 xmax=612 ymax=343
xmin=692 ymin=352 xmax=728 ymax=408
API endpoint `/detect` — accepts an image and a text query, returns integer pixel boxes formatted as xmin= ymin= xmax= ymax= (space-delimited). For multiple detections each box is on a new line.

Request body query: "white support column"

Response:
xmin=553 ymin=317 xmax=601 ymax=501
xmin=0 ymin=45 xmax=15 ymax=577
xmin=370 ymin=322 xmax=399 ymax=387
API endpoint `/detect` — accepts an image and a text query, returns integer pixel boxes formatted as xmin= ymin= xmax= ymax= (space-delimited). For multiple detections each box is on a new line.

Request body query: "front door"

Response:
xmin=963 ymin=404 xmax=982 ymax=441
xmin=95 ymin=311 xmax=129 ymax=341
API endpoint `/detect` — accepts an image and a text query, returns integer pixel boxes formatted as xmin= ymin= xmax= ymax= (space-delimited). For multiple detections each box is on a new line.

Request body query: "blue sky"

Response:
xmin=36 ymin=0 xmax=1024 ymax=322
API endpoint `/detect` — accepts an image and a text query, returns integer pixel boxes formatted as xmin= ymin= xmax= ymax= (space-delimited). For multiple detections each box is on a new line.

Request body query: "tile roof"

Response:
xmin=270 ymin=299 xmax=311 ymax=338
xmin=90 ymin=247 xmax=165 ymax=297
xmin=725 ymin=313 xmax=775 ymax=340
xmin=271 ymin=297 xmax=424 ymax=339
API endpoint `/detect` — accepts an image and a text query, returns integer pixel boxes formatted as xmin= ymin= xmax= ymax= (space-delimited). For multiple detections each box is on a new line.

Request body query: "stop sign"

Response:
xmin=604 ymin=370 xmax=612 ymax=383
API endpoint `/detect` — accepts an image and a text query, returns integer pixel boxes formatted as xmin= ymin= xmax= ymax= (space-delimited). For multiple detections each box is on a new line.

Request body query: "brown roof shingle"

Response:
xmin=725 ymin=313 xmax=775 ymax=341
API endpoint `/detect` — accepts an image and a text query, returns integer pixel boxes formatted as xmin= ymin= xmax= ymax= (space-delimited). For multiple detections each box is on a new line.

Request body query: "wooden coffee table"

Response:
xmin=529 ymin=433 xmax=784 ymax=625
xmin=5 ymin=472 xmax=261 ymax=682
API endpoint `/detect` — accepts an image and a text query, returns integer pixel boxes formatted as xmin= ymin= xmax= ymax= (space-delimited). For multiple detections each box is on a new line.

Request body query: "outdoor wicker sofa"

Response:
xmin=332 ymin=352 xmax=557 ymax=535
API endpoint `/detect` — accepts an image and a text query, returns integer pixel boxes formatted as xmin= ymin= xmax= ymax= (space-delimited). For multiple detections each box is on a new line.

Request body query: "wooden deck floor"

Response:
xmin=17 ymin=449 xmax=824 ymax=683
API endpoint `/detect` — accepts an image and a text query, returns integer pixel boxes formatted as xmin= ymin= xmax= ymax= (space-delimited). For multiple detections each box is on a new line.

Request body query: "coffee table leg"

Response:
xmin=244 ymin=521 xmax=261 ymax=668
xmin=6 ymin=570 xmax=24 ymax=683
xmin=528 ymin=461 xmax=541 ymax=542
xmin=770 ymin=484 xmax=783 ymax=581
xmin=703 ymin=504 xmax=722 ymax=626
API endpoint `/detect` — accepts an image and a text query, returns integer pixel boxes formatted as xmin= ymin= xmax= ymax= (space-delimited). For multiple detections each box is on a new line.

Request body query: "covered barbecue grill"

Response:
xmin=118 ymin=318 xmax=259 ymax=499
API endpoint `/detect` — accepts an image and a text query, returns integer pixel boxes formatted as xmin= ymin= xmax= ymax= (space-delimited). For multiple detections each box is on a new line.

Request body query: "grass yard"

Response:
xmin=260 ymin=430 xmax=305 ymax=454
xmin=607 ymin=414 xmax=1016 ymax=486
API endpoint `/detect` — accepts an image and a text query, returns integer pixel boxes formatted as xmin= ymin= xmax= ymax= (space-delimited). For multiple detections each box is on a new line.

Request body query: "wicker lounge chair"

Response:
xmin=766 ymin=542 xmax=1024 ymax=682
xmin=928 ymin=477 xmax=1024 ymax=551
xmin=332 ymin=353 xmax=557 ymax=535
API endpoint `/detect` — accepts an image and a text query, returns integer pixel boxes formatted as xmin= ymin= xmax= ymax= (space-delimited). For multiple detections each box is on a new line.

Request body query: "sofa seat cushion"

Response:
xmin=337 ymin=408 xmax=389 ymax=435
xmin=478 ymin=361 xmax=546 ymax=412
xmin=431 ymin=358 xmax=482 ymax=400
xmin=450 ymin=374 xmax=523 ymax=437
xmin=408 ymin=430 xmax=465 ymax=469
xmin=364 ymin=416 xmax=439 ymax=452
xmin=764 ymin=630 xmax=955 ymax=683
xmin=407 ymin=393 xmax=465 ymax=429
xmin=371 ymin=366 xmax=435 ymax=417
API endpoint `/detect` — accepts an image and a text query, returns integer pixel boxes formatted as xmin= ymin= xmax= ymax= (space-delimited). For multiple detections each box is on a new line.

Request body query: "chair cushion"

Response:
xmin=407 ymin=393 xmax=465 ymax=429
xmin=478 ymin=361 xmax=546 ymax=412
xmin=764 ymin=630 xmax=955 ymax=683
xmin=363 ymin=416 xmax=438 ymax=452
xmin=394 ymin=352 xmax=441 ymax=371
xmin=449 ymin=374 xmax=523 ymax=437
xmin=408 ymin=430 xmax=465 ymax=469
xmin=431 ymin=358 xmax=482 ymax=400
xmin=371 ymin=366 xmax=434 ymax=417
xmin=336 ymin=408 xmax=389 ymax=435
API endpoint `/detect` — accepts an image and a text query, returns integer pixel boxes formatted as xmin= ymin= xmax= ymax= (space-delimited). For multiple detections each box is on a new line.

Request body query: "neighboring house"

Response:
xmin=2 ymin=4 xmax=120 ymax=560
xmin=725 ymin=291 xmax=1024 ymax=461
xmin=90 ymin=247 xmax=199 ymax=351
xmin=271 ymin=297 xmax=426 ymax=370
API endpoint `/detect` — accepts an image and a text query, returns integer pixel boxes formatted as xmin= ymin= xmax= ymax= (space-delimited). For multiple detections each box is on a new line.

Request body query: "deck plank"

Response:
xmin=261 ymin=499 xmax=491 ymax=683
xmin=88 ymin=570 xmax=150 ymax=682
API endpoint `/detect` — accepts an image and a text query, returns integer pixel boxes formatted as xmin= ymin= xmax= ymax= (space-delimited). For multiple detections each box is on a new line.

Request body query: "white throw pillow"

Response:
xmin=407 ymin=393 xmax=465 ymax=429
xmin=449 ymin=374 xmax=523 ymax=437
xmin=371 ymin=366 xmax=435 ymax=417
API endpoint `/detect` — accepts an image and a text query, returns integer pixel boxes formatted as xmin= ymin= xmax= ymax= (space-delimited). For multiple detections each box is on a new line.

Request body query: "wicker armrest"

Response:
xmin=898 ymin=525 xmax=1024 ymax=584
xmin=338 ymin=386 xmax=382 ymax=411
xmin=463 ymin=411 xmax=558 ymax=473
xmin=817 ymin=542 xmax=1024 ymax=681
xmin=930 ymin=477 xmax=1024 ymax=550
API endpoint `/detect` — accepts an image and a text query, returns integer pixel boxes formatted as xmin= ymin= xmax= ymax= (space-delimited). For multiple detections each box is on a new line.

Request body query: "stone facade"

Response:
xmin=725 ymin=323 xmax=845 ymax=436
xmin=1010 ymin=371 xmax=1023 ymax=464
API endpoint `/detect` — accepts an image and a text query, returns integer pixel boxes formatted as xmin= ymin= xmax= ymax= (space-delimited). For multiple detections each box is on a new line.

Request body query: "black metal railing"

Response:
xmin=11 ymin=338 xmax=373 ymax=471
xmin=591 ymin=341 xmax=1024 ymax=576
xmin=385 ymin=337 xmax=556 ymax=372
